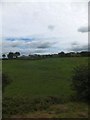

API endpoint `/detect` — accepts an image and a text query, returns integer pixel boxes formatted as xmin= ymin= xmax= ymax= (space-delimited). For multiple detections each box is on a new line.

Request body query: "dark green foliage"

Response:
xmin=58 ymin=51 xmax=65 ymax=57
xmin=72 ymin=64 xmax=88 ymax=101
xmin=7 ymin=52 xmax=14 ymax=59
xmin=2 ymin=54 xmax=6 ymax=59
xmin=14 ymin=52 xmax=20 ymax=58
xmin=2 ymin=96 xmax=63 ymax=117
xmin=3 ymin=51 xmax=90 ymax=60
xmin=7 ymin=52 xmax=20 ymax=59
xmin=2 ymin=73 xmax=11 ymax=92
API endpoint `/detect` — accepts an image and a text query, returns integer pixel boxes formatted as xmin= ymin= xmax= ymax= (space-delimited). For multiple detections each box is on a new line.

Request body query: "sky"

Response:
xmin=0 ymin=0 xmax=89 ymax=56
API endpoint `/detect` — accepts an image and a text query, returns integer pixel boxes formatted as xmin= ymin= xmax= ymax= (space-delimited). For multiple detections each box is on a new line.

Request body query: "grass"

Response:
xmin=2 ymin=57 xmax=88 ymax=118
xmin=10 ymin=102 xmax=88 ymax=118
xmin=3 ymin=57 xmax=88 ymax=97
xmin=28 ymin=102 xmax=88 ymax=118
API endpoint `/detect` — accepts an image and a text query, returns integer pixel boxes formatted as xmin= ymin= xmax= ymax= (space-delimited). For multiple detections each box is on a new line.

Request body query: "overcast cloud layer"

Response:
xmin=0 ymin=0 xmax=89 ymax=56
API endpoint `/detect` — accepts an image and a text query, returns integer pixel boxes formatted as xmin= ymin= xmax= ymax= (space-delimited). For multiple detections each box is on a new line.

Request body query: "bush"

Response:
xmin=2 ymin=73 xmax=11 ymax=92
xmin=2 ymin=96 xmax=65 ymax=117
xmin=71 ymin=64 xmax=88 ymax=101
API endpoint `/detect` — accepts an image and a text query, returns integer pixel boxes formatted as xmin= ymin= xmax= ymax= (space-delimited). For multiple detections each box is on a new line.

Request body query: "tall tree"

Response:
xmin=2 ymin=54 xmax=6 ymax=59
xmin=7 ymin=52 xmax=14 ymax=59
xmin=58 ymin=51 xmax=65 ymax=57
xmin=14 ymin=52 xmax=20 ymax=58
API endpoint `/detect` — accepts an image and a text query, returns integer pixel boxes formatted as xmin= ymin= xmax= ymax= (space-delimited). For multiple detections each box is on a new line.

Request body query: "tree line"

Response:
xmin=2 ymin=51 xmax=90 ymax=60
xmin=2 ymin=52 xmax=20 ymax=59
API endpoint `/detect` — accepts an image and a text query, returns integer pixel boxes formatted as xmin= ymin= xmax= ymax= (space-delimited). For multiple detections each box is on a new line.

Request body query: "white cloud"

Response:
xmin=1 ymin=0 xmax=88 ymax=54
xmin=1 ymin=0 xmax=89 ymax=3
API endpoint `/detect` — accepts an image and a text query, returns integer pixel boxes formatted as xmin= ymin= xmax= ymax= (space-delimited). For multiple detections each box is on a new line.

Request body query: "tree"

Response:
xmin=2 ymin=54 xmax=6 ymax=59
xmin=7 ymin=52 xmax=14 ymax=59
xmin=58 ymin=51 xmax=65 ymax=57
xmin=71 ymin=64 xmax=88 ymax=101
xmin=80 ymin=51 xmax=88 ymax=57
xmin=14 ymin=52 xmax=20 ymax=58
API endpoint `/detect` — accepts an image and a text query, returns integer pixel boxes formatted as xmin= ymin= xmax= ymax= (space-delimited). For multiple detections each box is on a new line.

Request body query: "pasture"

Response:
xmin=2 ymin=57 xmax=88 ymax=118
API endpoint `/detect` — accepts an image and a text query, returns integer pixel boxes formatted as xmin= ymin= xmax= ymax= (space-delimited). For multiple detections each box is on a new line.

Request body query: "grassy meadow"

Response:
xmin=2 ymin=57 xmax=88 ymax=118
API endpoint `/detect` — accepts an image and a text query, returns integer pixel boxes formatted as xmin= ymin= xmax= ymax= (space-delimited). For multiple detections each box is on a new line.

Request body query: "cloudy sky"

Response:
xmin=0 ymin=0 xmax=89 ymax=56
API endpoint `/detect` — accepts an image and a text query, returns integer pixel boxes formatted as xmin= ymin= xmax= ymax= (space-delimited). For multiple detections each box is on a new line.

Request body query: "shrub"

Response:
xmin=71 ymin=64 xmax=88 ymax=101
xmin=2 ymin=96 xmax=64 ymax=117
xmin=2 ymin=73 xmax=11 ymax=92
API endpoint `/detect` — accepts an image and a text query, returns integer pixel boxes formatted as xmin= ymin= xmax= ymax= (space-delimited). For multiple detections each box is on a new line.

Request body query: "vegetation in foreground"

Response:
xmin=11 ymin=102 xmax=88 ymax=118
xmin=72 ymin=64 xmax=88 ymax=101
xmin=2 ymin=57 xmax=88 ymax=118
xmin=2 ymin=96 xmax=88 ymax=118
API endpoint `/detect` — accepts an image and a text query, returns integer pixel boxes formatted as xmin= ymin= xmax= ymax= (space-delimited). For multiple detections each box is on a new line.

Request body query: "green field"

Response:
xmin=3 ymin=57 xmax=88 ymax=97
xmin=2 ymin=57 xmax=88 ymax=118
